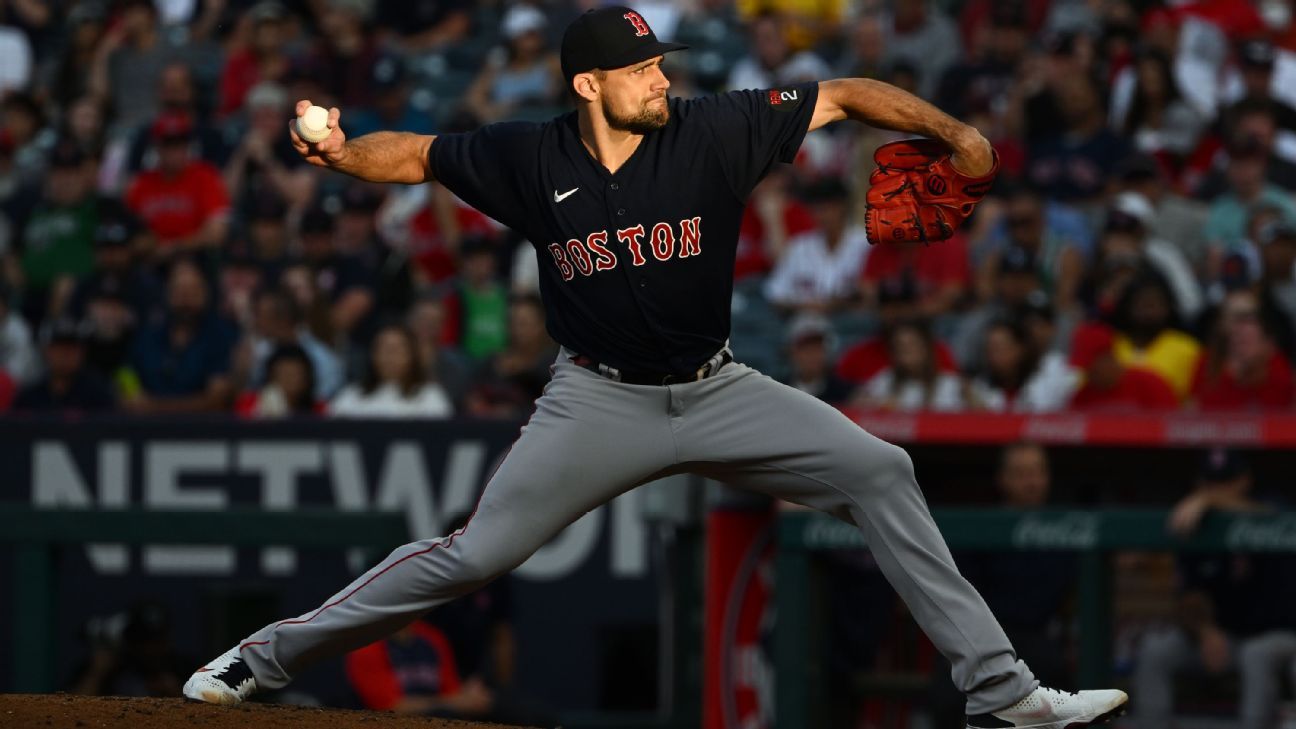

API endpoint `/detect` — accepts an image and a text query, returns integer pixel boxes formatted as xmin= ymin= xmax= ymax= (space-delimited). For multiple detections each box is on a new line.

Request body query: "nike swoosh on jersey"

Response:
xmin=554 ymin=187 xmax=579 ymax=202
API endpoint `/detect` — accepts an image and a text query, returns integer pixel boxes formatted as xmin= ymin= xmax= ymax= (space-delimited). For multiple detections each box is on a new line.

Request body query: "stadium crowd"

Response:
xmin=1 ymin=0 xmax=1296 ymax=419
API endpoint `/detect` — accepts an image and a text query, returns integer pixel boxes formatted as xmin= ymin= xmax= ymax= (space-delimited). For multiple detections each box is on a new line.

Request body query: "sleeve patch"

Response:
xmin=766 ymin=88 xmax=803 ymax=112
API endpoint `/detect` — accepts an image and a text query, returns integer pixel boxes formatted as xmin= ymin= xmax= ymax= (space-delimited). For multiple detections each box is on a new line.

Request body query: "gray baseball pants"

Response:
xmin=238 ymin=354 xmax=1037 ymax=714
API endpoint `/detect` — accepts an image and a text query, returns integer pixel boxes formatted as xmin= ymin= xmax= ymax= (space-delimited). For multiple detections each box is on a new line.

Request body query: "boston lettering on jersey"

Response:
xmin=429 ymin=83 xmax=817 ymax=374
xmin=548 ymin=217 xmax=702 ymax=280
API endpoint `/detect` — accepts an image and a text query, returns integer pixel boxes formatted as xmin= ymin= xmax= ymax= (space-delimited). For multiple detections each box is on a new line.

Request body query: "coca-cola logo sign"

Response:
xmin=1225 ymin=516 xmax=1296 ymax=552
xmin=1012 ymin=513 xmax=1099 ymax=550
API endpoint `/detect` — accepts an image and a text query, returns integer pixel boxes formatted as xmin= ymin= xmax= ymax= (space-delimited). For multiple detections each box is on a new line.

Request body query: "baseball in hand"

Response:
xmin=296 ymin=105 xmax=331 ymax=143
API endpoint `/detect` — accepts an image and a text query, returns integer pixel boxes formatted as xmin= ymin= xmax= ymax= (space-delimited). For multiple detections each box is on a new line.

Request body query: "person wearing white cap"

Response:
xmin=1106 ymin=191 xmax=1204 ymax=322
xmin=464 ymin=5 xmax=561 ymax=123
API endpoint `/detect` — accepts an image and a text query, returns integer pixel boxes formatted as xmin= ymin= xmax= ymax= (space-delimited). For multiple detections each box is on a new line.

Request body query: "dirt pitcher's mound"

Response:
xmin=0 ymin=694 xmax=537 ymax=729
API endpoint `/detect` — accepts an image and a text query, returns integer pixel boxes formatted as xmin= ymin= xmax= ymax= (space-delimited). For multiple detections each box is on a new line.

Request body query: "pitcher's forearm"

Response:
xmin=333 ymin=132 xmax=437 ymax=184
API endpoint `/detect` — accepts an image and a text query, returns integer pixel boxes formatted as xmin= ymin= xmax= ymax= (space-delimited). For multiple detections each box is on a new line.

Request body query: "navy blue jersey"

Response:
xmin=429 ymin=83 xmax=819 ymax=374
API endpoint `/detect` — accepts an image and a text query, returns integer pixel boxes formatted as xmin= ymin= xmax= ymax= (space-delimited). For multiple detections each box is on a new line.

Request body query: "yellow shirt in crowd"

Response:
xmin=1113 ymin=330 xmax=1203 ymax=399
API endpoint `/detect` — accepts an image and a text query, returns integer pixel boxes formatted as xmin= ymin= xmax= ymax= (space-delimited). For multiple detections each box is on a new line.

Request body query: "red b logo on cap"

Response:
xmin=624 ymin=11 xmax=650 ymax=36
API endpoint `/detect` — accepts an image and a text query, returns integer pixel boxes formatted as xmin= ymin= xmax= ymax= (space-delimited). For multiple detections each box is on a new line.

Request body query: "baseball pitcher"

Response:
xmin=184 ymin=8 xmax=1127 ymax=728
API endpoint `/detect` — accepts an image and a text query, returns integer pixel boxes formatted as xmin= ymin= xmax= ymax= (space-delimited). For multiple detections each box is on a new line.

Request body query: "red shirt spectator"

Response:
xmin=1191 ymin=350 xmax=1294 ymax=410
xmin=127 ymin=164 xmax=229 ymax=245
xmin=407 ymin=193 xmax=498 ymax=284
xmin=1067 ymin=323 xmax=1179 ymax=411
xmin=347 ymin=622 xmax=461 ymax=712
xmin=861 ymin=235 xmax=971 ymax=315
xmin=735 ymin=196 xmax=816 ymax=280
xmin=126 ymin=113 xmax=230 ymax=248
xmin=836 ymin=336 xmax=959 ymax=384
xmin=1070 ymin=368 xmax=1180 ymax=410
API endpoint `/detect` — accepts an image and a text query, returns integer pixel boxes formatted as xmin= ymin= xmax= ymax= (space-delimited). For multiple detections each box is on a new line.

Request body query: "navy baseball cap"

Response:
xmin=560 ymin=6 xmax=687 ymax=81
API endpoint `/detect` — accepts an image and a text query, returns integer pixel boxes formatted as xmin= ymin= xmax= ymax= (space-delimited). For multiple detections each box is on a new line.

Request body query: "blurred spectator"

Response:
xmin=347 ymin=622 xmax=487 ymax=716
xmin=407 ymin=293 xmax=471 ymax=403
xmin=126 ymin=62 xmax=232 ymax=175
xmin=1195 ymin=99 xmax=1296 ymax=199
xmin=939 ymin=9 xmax=1034 ymax=133
xmin=1222 ymin=38 xmax=1296 ymax=142
xmin=306 ymin=0 xmax=383 ymax=109
xmin=69 ymin=600 xmax=190 ymax=698
xmin=330 ymin=324 xmax=453 ymax=418
xmin=445 ymin=236 xmax=509 ymax=360
xmin=400 ymin=180 xmax=499 ymax=286
xmin=1017 ymin=292 xmax=1061 ymax=358
xmin=1067 ymin=322 xmax=1178 ymax=411
xmin=860 ymin=233 xmax=970 ymax=320
xmin=1191 ymin=289 xmax=1294 ymax=410
xmin=954 ymin=242 xmax=1044 ymax=368
xmin=218 ymin=2 xmax=293 ymax=118
xmin=884 ymin=0 xmax=962 ymax=100
xmin=69 ymin=219 xmax=158 ymax=386
xmin=1026 ymin=73 xmax=1130 ymax=203
xmin=280 ymin=263 xmax=336 ymax=345
xmin=44 ymin=4 xmax=102 ymax=110
xmin=1112 ymin=50 xmax=1206 ymax=158
xmin=1203 ymin=137 xmax=1296 ymax=261
xmin=126 ymin=112 xmax=230 ymax=255
xmin=974 ymin=185 xmax=1088 ymax=313
xmin=835 ymin=278 xmax=960 ymax=384
xmin=236 ymin=194 xmax=293 ymax=285
xmin=250 ymin=288 xmax=344 ymax=400
xmin=1116 ymin=154 xmax=1209 ymax=269
xmin=14 ymin=140 xmax=130 ymax=321
xmin=763 ymin=177 xmax=868 ymax=312
xmin=780 ymin=313 xmax=851 ymax=405
xmin=1261 ymin=220 xmax=1296 ymax=326
xmin=727 ymin=12 xmax=830 ymax=90
xmin=853 ymin=319 xmax=967 ymax=411
xmin=464 ymin=295 xmax=555 ymax=418
xmin=0 ymin=91 xmax=47 ymax=181
xmin=224 ymin=82 xmax=315 ymax=214
xmin=928 ymin=441 xmax=1076 ymax=727
xmin=235 ymin=343 xmax=322 ymax=418
xmin=336 ymin=183 xmax=411 ymax=326
xmin=13 ymin=317 xmax=114 ymax=412
xmin=1101 ymin=193 xmax=1203 ymax=322
xmin=89 ymin=0 xmax=187 ymax=132
xmin=735 ymin=166 xmax=815 ymax=280
xmin=300 ymin=196 xmax=379 ymax=346
xmin=347 ymin=53 xmax=436 ymax=138
xmin=835 ymin=13 xmax=887 ymax=81
xmin=968 ymin=318 xmax=1077 ymax=412
xmin=376 ymin=0 xmax=472 ymax=54
xmin=1111 ymin=273 xmax=1202 ymax=400
xmin=1134 ymin=449 xmax=1296 ymax=729
xmin=128 ymin=259 xmax=236 ymax=413
xmin=465 ymin=6 xmax=562 ymax=124
xmin=0 ymin=279 xmax=37 ymax=386
xmin=61 ymin=95 xmax=108 ymax=165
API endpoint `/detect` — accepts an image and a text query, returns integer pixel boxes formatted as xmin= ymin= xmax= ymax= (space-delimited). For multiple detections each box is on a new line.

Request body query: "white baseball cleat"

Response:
xmin=182 ymin=647 xmax=259 ymax=705
xmin=966 ymin=686 xmax=1128 ymax=729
